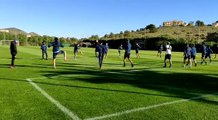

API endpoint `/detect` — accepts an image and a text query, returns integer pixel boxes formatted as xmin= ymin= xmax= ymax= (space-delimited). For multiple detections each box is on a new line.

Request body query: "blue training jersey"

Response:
xmin=95 ymin=44 xmax=100 ymax=52
xmin=125 ymin=42 xmax=132 ymax=53
xmin=99 ymin=45 xmax=105 ymax=55
xmin=48 ymin=41 xmax=64 ymax=53
xmin=191 ymin=47 xmax=197 ymax=56
xmin=74 ymin=44 xmax=79 ymax=51
xmin=104 ymin=45 xmax=108 ymax=53
xmin=184 ymin=47 xmax=192 ymax=56
xmin=41 ymin=44 xmax=47 ymax=51
xmin=187 ymin=47 xmax=192 ymax=56
xmin=202 ymin=45 xmax=207 ymax=54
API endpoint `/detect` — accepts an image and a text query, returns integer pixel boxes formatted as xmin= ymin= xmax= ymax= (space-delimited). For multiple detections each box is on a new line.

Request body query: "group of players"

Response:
xmin=157 ymin=42 xmax=218 ymax=68
xmin=96 ymin=39 xmax=148 ymax=69
xmin=182 ymin=42 xmax=216 ymax=68
xmin=9 ymin=37 xmax=218 ymax=69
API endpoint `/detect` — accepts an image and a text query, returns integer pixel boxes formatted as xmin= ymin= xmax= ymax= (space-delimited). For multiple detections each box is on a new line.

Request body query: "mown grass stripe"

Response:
xmin=85 ymin=93 xmax=217 ymax=120
xmin=26 ymin=78 xmax=80 ymax=120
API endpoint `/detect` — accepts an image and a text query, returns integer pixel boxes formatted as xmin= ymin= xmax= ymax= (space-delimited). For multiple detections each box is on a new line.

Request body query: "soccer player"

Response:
xmin=10 ymin=39 xmax=18 ymax=68
xmin=40 ymin=41 xmax=48 ymax=60
xmin=104 ymin=43 xmax=109 ymax=59
xmin=95 ymin=40 xmax=100 ymax=59
xmin=73 ymin=43 xmax=79 ymax=60
xmin=183 ymin=44 xmax=192 ymax=68
xmin=205 ymin=45 xmax=213 ymax=64
xmin=123 ymin=40 xmax=134 ymax=67
xmin=48 ymin=37 xmax=67 ymax=69
xmin=163 ymin=42 xmax=172 ymax=68
xmin=118 ymin=44 xmax=123 ymax=58
xmin=77 ymin=43 xmax=83 ymax=55
xmin=191 ymin=44 xmax=197 ymax=66
xmin=157 ymin=44 xmax=163 ymax=58
xmin=201 ymin=42 xmax=207 ymax=64
xmin=98 ymin=42 xmax=105 ymax=69
xmin=135 ymin=42 xmax=141 ymax=58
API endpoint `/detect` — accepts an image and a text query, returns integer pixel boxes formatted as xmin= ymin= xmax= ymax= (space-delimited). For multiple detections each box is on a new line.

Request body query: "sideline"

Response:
xmin=26 ymin=78 xmax=80 ymax=120
xmin=85 ymin=93 xmax=217 ymax=120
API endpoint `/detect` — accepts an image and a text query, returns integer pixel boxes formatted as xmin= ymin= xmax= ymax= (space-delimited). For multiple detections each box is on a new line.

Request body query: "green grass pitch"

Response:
xmin=0 ymin=46 xmax=218 ymax=120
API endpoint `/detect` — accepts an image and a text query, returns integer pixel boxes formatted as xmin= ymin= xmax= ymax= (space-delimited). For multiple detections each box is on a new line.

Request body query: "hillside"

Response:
xmin=28 ymin=32 xmax=40 ymax=36
xmin=102 ymin=26 xmax=218 ymax=43
xmin=0 ymin=27 xmax=39 ymax=36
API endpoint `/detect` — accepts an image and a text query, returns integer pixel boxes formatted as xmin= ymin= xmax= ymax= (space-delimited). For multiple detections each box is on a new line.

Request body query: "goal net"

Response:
xmin=0 ymin=40 xmax=20 ymax=46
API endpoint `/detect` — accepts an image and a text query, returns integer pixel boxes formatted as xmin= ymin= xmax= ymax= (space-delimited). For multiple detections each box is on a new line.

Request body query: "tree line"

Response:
xmin=0 ymin=32 xmax=78 ymax=46
xmin=85 ymin=20 xmax=218 ymax=50
xmin=1 ymin=20 xmax=218 ymax=50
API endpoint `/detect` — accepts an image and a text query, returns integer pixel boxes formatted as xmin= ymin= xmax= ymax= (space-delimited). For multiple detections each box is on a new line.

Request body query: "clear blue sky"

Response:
xmin=0 ymin=0 xmax=217 ymax=38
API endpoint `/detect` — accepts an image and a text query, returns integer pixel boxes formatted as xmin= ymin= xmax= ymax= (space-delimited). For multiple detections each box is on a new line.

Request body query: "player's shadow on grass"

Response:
xmin=42 ymin=65 xmax=218 ymax=105
xmin=0 ymin=64 xmax=11 ymax=68
xmin=0 ymin=64 xmax=52 ymax=69
xmin=1 ymin=77 xmax=186 ymax=101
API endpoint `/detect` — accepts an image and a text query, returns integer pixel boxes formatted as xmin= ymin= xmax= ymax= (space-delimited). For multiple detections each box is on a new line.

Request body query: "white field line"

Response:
xmin=26 ymin=78 xmax=80 ymax=120
xmin=27 ymin=77 xmax=46 ymax=80
xmin=106 ymin=71 xmax=125 ymax=75
xmin=85 ymin=93 xmax=217 ymax=120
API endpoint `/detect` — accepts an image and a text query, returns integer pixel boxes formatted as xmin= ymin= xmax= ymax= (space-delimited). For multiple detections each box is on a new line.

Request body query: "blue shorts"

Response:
xmin=124 ymin=52 xmax=130 ymax=59
xmin=158 ymin=49 xmax=162 ymax=53
xmin=191 ymin=55 xmax=196 ymax=59
xmin=205 ymin=54 xmax=211 ymax=59
xmin=74 ymin=50 xmax=78 ymax=54
xmin=184 ymin=55 xmax=191 ymax=59
xmin=202 ymin=53 xmax=206 ymax=58
xmin=136 ymin=49 xmax=139 ymax=54
xmin=53 ymin=50 xmax=65 ymax=59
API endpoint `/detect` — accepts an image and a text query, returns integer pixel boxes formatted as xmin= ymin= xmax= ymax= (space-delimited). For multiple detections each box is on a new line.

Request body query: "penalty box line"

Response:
xmin=26 ymin=78 xmax=80 ymax=120
xmin=85 ymin=92 xmax=218 ymax=120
